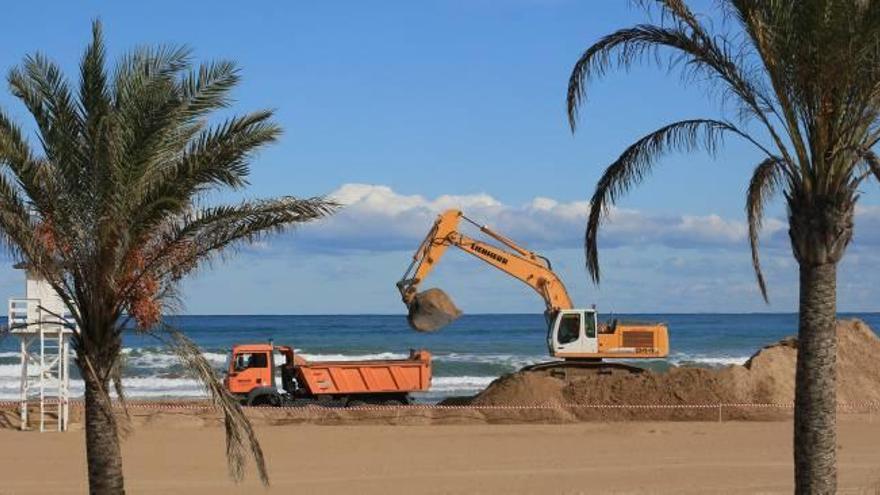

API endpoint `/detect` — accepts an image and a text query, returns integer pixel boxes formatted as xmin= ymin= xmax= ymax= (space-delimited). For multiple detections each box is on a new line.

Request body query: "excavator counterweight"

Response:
xmin=398 ymin=209 xmax=669 ymax=361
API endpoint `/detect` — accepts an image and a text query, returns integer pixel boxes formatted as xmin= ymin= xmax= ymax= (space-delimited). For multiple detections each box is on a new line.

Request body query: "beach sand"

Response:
xmin=2 ymin=320 xmax=880 ymax=493
xmin=1 ymin=412 xmax=879 ymax=494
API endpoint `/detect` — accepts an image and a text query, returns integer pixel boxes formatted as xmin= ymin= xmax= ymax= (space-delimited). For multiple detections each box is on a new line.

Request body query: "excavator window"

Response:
xmin=557 ymin=313 xmax=581 ymax=345
xmin=585 ymin=315 xmax=596 ymax=339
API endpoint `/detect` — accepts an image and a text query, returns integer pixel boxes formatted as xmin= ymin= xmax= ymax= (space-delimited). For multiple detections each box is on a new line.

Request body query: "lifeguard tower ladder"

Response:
xmin=8 ymin=265 xmax=75 ymax=432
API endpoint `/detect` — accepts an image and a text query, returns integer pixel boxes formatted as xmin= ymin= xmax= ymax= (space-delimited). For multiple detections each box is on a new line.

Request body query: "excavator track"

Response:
xmin=522 ymin=360 xmax=645 ymax=375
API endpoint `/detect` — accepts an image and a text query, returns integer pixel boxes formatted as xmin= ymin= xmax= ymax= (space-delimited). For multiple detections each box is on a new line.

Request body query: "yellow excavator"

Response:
xmin=397 ymin=209 xmax=669 ymax=370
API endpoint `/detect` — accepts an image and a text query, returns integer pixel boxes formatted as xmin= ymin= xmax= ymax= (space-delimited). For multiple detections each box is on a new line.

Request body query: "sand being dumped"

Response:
xmin=406 ymin=288 xmax=462 ymax=332
xmin=464 ymin=319 xmax=880 ymax=421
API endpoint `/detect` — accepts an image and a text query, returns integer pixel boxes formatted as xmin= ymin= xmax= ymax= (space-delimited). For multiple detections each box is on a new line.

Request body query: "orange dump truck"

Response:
xmin=223 ymin=343 xmax=432 ymax=406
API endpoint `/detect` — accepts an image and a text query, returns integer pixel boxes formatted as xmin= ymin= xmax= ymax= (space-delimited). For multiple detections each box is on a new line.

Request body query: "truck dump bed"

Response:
xmin=296 ymin=350 xmax=431 ymax=395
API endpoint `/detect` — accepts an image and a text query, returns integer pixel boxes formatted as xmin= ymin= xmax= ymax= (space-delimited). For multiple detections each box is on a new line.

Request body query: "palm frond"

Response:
xmin=112 ymin=44 xmax=191 ymax=107
xmin=110 ymin=43 xmax=194 ymax=191
xmin=7 ymin=55 xmax=86 ymax=243
xmin=155 ymin=325 xmax=268 ymax=485
xmin=130 ymin=197 xmax=339 ymax=295
xmin=127 ymin=111 xmax=282 ymax=243
xmin=0 ymin=109 xmax=34 ymax=165
xmin=726 ymin=1 xmax=813 ymax=170
xmin=746 ymin=156 xmax=786 ymax=302
xmin=854 ymin=147 xmax=880 ymax=186
xmin=158 ymin=110 xmax=280 ymax=191
xmin=567 ymin=23 xmax=770 ymax=128
xmin=180 ymin=60 xmax=240 ymax=119
xmin=79 ymin=20 xmax=112 ymax=200
xmin=8 ymin=53 xmax=84 ymax=169
xmin=109 ymin=359 xmax=133 ymax=439
xmin=868 ymin=153 xmax=880 ymax=185
xmin=635 ymin=0 xmax=717 ymax=42
xmin=0 ymin=173 xmax=39 ymax=252
xmin=585 ymin=118 xmax=762 ymax=282
xmin=0 ymin=124 xmax=65 ymax=280
xmin=566 ymin=4 xmax=798 ymax=169
xmin=80 ymin=20 xmax=110 ymax=127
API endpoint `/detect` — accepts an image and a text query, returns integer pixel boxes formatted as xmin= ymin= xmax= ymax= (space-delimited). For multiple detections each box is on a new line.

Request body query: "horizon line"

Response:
xmin=153 ymin=311 xmax=880 ymax=317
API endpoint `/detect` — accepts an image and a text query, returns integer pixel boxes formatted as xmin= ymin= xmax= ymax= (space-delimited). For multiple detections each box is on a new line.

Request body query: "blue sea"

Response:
xmin=1 ymin=313 xmax=879 ymax=402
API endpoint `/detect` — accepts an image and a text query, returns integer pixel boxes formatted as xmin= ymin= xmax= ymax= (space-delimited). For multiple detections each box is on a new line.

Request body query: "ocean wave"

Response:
xmin=669 ymin=354 xmax=750 ymax=367
xmin=0 ymin=364 xmax=20 ymax=378
xmin=122 ymin=349 xmax=228 ymax=369
xmin=119 ymin=347 xmax=414 ymax=369
xmin=0 ymin=376 xmax=208 ymax=400
xmin=429 ymin=376 xmax=496 ymax=392
xmin=434 ymin=352 xmax=544 ymax=369
xmin=0 ymin=379 xmax=21 ymax=391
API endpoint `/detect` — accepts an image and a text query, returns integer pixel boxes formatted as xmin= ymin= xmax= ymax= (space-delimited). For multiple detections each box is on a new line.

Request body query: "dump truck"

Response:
xmin=224 ymin=343 xmax=432 ymax=406
xmin=398 ymin=209 xmax=669 ymax=370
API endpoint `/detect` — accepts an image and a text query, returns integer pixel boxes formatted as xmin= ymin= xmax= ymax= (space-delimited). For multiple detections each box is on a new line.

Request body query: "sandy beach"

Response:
xmin=1 ymin=411 xmax=879 ymax=494
xmin=3 ymin=321 xmax=880 ymax=493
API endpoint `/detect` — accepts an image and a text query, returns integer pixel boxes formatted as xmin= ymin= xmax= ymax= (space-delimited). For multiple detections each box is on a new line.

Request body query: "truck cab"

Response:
xmin=226 ymin=345 xmax=270 ymax=393
xmin=225 ymin=343 xmax=299 ymax=405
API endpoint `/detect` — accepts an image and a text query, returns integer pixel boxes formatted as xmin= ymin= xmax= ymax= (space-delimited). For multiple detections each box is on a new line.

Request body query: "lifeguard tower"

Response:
xmin=8 ymin=264 xmax=76 ymax=432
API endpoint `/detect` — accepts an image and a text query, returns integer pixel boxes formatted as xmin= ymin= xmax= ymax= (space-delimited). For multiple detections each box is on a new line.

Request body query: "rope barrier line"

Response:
xmin=2 ymin=399 xmax=880 ymax=412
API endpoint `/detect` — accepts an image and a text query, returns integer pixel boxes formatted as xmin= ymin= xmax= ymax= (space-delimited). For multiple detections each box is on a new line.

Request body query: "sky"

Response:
xmin=0 ymin=1 xmax=878 ymax=314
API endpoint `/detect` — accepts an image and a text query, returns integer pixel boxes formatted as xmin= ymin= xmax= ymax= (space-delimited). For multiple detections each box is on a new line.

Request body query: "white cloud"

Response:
xmin=180 ymin=186 xmax=880 ymax=314
xmin=288 ymin=183 xmax=800 ymax=253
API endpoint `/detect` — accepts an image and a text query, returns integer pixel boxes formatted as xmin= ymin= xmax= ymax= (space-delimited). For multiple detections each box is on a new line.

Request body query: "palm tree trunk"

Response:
xmin=83 ymin=368 xmax=126 ymax=494
xmin=794 ymin=261 xmax=838 ymax=495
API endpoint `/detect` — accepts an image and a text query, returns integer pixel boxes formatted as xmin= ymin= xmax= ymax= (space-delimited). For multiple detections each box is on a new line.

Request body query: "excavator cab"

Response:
xmin=547 ymin=309 xmax=599 ymax=358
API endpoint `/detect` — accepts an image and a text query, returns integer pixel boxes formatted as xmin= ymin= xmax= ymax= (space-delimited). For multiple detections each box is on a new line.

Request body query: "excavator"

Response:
xmin=397 ymin=209 xmax=669 ymax=371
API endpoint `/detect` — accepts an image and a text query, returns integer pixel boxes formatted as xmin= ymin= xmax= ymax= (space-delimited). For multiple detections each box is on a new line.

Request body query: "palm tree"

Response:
xmin=567 ymin=1 xmax=880 ymax=492
xmin=0 ymin=21 xmax=337 ymax=494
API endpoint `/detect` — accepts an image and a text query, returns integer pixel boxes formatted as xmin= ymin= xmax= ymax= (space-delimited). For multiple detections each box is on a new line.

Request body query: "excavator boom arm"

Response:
xmin=399 ymin=209 xmax=670 ymax=360
xmin=398 ymin=210 xmax=573 ymax=313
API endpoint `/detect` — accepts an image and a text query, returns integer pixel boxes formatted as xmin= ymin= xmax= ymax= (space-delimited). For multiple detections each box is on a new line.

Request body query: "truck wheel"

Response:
xmin=347 ymin=400 xmax=367 ymax=408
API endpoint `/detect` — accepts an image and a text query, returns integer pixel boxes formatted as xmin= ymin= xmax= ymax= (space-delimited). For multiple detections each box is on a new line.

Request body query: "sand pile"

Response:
xmin=407 ymin=288 xmax=462 ymax=332
xmin=466 ymin=319 xmax=880 ymax=421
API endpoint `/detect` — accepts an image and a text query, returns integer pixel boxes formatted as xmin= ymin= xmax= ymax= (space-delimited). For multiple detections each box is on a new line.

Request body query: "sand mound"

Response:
xmin=468 ymin=319 xmax=880 ymax=421
xmin=407 ymin=288 xmax=462 ymax=332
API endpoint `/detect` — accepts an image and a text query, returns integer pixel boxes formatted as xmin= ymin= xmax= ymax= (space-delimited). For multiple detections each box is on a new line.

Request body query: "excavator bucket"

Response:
xmin=406 ymin=288 xmax=462 ymax=332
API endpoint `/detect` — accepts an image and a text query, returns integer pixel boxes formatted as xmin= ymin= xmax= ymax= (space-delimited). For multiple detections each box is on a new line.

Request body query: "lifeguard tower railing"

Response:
xmin=8 ymin=298 xmax=75 ymax=432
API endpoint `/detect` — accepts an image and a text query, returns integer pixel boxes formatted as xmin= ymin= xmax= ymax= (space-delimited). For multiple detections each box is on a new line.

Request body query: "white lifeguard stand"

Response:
xmin=8 ymin=264 xmax=75 ymax=432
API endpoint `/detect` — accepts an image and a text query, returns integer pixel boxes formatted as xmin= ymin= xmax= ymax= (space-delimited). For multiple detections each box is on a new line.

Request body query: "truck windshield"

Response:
xmin=234 ymin=352 xmax=268 ymax=371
